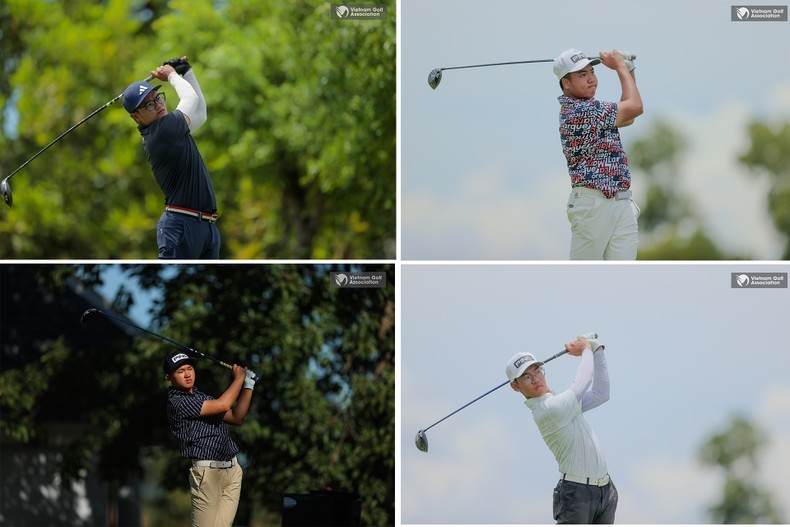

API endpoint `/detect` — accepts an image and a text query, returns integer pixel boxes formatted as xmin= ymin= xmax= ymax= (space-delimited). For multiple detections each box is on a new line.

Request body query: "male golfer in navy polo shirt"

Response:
xmin=123 ymin=56 xmax=220 ymax=259
xmin=164 ymin=350 xmax=257 ymax=527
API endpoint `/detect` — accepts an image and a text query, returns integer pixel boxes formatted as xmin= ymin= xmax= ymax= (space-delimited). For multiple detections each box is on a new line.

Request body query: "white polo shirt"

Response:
xmin=524 ymin=350 xmax=610 ymax=479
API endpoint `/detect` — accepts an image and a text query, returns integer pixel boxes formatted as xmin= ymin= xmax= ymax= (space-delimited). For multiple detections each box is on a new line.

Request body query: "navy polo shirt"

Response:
xmin=139 ymin=110 xmax=217 ymax=213
xmin=166 ymin=386 xmax=239 ymax=461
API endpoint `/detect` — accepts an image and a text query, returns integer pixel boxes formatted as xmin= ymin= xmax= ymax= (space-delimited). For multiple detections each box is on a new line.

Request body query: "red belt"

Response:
xmin=165 ymin=205 xmax=218 ymax=223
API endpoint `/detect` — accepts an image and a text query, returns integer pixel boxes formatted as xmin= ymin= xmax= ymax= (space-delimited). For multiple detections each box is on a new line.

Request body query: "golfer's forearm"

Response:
xmin=581 ymin=351 xmax=610 ymax=411
xmin=216 ymin=378 xmax=244 ymax=412
xmin=168 ymin=72 xmax=200 ymax=125
xmin=227 ymin=389 xmax=253 ymax=425
xmin=617 ymin=68 xmax=643 ymax=111
xmin=569 ymin=349 xmax=593 ymax=401
xmin=182 ymin=70 xmax=207 ymax=130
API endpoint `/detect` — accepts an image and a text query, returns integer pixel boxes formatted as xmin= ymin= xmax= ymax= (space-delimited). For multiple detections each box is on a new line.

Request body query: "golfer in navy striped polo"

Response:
xmin=164 ymin=350 xmax=257 ymax=527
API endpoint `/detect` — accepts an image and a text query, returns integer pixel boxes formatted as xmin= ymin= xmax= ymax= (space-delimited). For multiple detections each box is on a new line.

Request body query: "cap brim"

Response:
xmin=568 ymin=58 xmax=600 ymax=74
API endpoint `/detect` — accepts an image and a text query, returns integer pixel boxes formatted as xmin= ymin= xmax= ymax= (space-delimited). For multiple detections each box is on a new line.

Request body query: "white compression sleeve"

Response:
xmin=182 ymin=70 xmax=207 ymax=132
xmin=167 ymin=72 xmax=200 ymax=132
xmin=569 ymin=349 xmax=594 ymax=402
xmin=581 ymin=351 xmax=611 ymax=412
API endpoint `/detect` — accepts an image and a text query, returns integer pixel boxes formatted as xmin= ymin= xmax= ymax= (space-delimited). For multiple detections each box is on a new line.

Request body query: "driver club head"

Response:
xmin=1 ymin=178 xmax=12 ymax=207
xmin=415 ymin=430 xmax=429 ymax=453
xmin=80 ymin=308 xmax=100 ymax=325
xmin=428 ymin=68 xmax=443 ymax=90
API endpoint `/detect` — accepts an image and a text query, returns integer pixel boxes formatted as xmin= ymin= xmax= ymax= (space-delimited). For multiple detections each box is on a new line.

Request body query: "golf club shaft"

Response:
xmin=82 ymin=308 xmax=234 ymax=372
xmin=439 ymin=53 xmax=634 ymax=73
xmin=3 ymin=75 xmax=154 ymax=182
xmin=421 ymin=348 xmax=569 ymax=434
xmin=441 ymin=58 xmax=554 ymax=72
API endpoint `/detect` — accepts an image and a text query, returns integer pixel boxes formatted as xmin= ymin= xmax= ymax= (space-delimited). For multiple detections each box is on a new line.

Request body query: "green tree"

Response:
xmin=0 ymin=264 xmax=395 ymax=525
xmin=739 ymin=121 xmax=790 ymax=258
xmin=0 ymin=0 xmax=395 ymax=258
xmin=628 ymin=119 xmax=744 ymax=259
xmin=699 ymin=415 xmax=783 ymax=524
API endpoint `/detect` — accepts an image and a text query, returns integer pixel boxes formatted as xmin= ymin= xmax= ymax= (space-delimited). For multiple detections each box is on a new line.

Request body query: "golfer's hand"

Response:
xmin=599 ymin=50 xmax=627 ymax=72
xmin=243 ymin=369 xmax=257 ymax=391
xmin=151 ymin=64 xmax=176 ymax=82
xmin=231 ymin=364 xmax=247 ymax=382
xmin=565 ymin=337 xmax=591 ymax=356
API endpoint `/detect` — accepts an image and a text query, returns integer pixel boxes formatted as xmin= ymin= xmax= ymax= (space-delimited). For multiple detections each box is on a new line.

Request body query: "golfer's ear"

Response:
xmin=510 ymin=381 xmax=519 ymax=392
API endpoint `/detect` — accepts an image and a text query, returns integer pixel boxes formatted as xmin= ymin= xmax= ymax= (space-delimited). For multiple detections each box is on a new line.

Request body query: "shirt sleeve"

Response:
xmin=599 ymin=100 xmax=618 ymax=130
xmin=569 ymin=349 xmax=594 ymax=401
xmin=581 ymin=350 xmax=611 ymax=412
xmin=172 ymin=393 xmax=203 ymax=419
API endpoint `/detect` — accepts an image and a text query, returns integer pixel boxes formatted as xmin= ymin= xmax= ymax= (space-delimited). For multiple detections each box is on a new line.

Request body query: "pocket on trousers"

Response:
xmin=189 ymin=466 xmax=205 ymax=493
xmin=566 ymin=191 xmax=594 ymax=230
xmin=157 ymin=214 xmax=186 ymax=259
xmin=630 ymin=199 xmax=641 ymax=220
xmin=553 ymin=481 xmax=578 ymax=521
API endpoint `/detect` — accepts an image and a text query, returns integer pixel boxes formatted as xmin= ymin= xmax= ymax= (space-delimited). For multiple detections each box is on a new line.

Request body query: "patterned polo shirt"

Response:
xmin=558 ymin=95 xmax=631 ymax=198
xmin=167 ymin=386 xmax=240 ymax=461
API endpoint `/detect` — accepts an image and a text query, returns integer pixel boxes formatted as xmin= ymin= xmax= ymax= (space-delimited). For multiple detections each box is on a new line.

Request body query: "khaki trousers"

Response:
xmin=566 ymin=187 xmax=640 ymax=260
xmin=189 ymin=462 xmax=243 ymax=527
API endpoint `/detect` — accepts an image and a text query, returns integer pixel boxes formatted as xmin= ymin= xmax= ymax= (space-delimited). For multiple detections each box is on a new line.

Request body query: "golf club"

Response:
xmin=427 ymin=53 xmax=635 ymax=89
xmin=1 ymin=75 xmax=154 ymax=207
xmin=414 ymin=343 xmax=590 ymax=453
xmin=80 ymin=307 xmax=259 ymax=382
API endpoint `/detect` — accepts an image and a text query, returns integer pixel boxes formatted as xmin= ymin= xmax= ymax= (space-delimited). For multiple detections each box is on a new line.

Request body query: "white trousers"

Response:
xmin=566 ymin=187 xmax=640 ymax=260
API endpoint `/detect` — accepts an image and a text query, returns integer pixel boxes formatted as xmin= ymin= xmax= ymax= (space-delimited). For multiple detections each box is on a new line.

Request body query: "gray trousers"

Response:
xmin=552 ymin=478 xmax=618 ymax=524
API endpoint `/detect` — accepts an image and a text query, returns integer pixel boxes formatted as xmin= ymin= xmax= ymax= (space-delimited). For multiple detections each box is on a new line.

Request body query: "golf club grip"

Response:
xmin=542 ymin=348 xmax=570 ymax=364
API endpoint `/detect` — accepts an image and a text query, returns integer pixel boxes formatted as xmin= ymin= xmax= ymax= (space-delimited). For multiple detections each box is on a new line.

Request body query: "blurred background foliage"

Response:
xmin=0 ymin=264 xmax=395 ymax=525
xmin=0 ymin=0 xmax=395 ymax=258
xmin=629 ymin=118 xmax=790 ymax=259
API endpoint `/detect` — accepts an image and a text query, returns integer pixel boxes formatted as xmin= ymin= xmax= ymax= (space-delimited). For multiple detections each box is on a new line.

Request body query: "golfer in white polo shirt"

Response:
xmin=555 ymin=48 xmax=644 ymax=260
xmin=506 ymin=334 xmax=617 ymax=524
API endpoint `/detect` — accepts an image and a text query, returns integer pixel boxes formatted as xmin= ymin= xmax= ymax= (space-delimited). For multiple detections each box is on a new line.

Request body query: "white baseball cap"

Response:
xmin=553 ymin=48 xmax=601 ymax=80
xmin=505 ymin=352 xmax=544 ymax=382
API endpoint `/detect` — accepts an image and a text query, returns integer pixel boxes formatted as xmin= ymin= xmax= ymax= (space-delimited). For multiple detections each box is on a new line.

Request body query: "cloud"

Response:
xmin=402 ymin=166 xmax=569 ymax=260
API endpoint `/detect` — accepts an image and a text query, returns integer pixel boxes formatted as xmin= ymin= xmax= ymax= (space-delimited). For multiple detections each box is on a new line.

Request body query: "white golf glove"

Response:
xmin=580 ymin=332 xmax=605 ymax=353
xmin=243 ymin=369 xmax=258 ymax=391
xmin=618 ymin=50 xmax=636 ymax=72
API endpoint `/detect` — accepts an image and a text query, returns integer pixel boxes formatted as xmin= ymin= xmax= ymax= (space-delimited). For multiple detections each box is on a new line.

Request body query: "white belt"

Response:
xmin=192 ymin=456 xmax=237 ymax=469
xmin=562 ymin=473 xmax=611 ymax=487
xmin=573 ymin=187 xmax=632 ymax=201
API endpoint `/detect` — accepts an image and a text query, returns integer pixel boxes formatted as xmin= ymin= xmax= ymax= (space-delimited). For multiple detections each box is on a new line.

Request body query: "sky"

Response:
xmin=400 ymin=0 xmax=790 ymax=259
xmin=399 ymin=263 xmax=790 ymax=524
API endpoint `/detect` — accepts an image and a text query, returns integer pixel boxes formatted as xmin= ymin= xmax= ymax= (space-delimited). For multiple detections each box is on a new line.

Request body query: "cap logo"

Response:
xmin=138 ymin=85 xmax=148 ymax=94
xmin=171 ymin=353 xmax=189 ymax=363
xmin=570 ymin=53 xmax=585 ymax=63
xmin=513 ymin=354 xmax=535 ymax=369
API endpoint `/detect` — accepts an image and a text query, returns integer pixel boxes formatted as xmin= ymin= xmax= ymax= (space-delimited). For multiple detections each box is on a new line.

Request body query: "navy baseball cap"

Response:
xmin=163 ymin=350 xmax=197 ymax=375
xmin=122 ymin=80 xmax=161 ymax=113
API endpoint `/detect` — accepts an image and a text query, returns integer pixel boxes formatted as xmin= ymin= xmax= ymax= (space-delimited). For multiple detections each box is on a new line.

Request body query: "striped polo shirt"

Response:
xmin=167 ymin=386 xmax=240 ymax=461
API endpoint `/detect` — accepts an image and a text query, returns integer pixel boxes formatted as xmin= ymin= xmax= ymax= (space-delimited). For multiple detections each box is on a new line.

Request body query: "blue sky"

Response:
xmin=400 ymin=0 xmax=790 ymax=259
xmin=399 ymin=263 xmax=790 ymax=523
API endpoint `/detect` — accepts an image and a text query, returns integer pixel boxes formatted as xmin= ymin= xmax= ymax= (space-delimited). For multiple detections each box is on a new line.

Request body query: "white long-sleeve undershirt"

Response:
xmin=568 ymin=349 xmax=610 ymax=411
xmin=168 ymin=70 xmax=207 ymax=132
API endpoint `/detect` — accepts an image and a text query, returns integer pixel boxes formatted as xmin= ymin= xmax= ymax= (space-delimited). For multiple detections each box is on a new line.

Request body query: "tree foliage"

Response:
xmin=739 ymin=121 xmax=790 ymax=258
xmin=699 ymin=415 xmax=783 ymax=524
xmin=628 ymin=119 xmax=743 ymax=259
xmin=0 ymin=264 xmax=395 ymax=525
xmin=0 ymin=0 xmax=395 ymax=258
